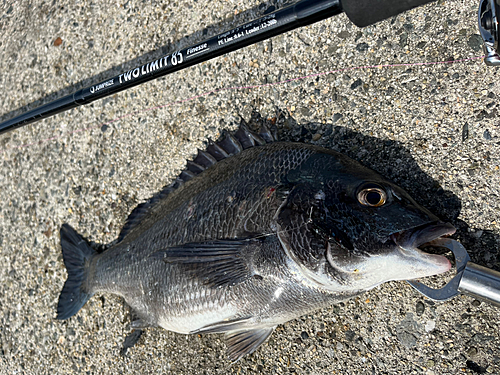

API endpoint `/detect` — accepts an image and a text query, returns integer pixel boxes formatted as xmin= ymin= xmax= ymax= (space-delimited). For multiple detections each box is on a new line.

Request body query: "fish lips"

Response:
xmin=320 ymin=222 xmax=456 ymax=293
xmin=392 ymin=222 xmax=456 ymax=276
xmin=394 ymin=222 xmax=456 ymax=249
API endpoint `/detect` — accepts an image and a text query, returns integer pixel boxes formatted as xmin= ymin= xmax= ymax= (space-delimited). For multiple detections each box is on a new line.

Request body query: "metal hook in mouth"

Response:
xmin=407 ymin=238 xmax=470 ymax=301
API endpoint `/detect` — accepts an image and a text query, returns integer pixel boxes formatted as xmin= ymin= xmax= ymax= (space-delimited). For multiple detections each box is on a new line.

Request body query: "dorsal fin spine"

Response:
xmin=194 ymin=150 xmax=217 ymax=168
xmin=207 ymin=142 xmax=229 ymax=161
xmin=258 ymin=123 xmax=276 ymax=143
xmin=187 ymin=161 xmax=205 ymax=174
xmin=234 ymin=124 xmax=256 ymax=149
xmin=219 ymin=132 xmax=243 ymax=155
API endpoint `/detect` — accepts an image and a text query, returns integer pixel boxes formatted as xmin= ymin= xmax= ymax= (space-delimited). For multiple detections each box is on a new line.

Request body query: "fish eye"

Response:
xmin=357 ymin=186 xmax=387 ymax=207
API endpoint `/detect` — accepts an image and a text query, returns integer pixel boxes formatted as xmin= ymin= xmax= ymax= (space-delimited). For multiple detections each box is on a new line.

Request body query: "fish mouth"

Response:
xmin=393 ymin=222 xmax=456 ymax=249
xmin=391 ymin=222 xmax=456 ymax=277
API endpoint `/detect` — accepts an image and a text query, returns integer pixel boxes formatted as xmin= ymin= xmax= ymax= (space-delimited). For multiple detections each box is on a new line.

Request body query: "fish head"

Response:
xmin=279 ymin=150 xmax=455 ymax=292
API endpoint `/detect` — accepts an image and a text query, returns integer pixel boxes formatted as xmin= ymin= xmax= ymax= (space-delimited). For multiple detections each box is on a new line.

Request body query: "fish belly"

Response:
xmin=157 ymin=305 xmax=239 ymax=334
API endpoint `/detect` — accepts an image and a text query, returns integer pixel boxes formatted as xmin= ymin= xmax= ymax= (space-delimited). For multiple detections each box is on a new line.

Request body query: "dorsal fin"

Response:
xmin=218 ymin=132 xmax=243 ymax=155
xmin=206 ymin=141 xmax=229 ymax=161
xmin=117 ymin=120 xmax=278 ymax=243
xmin=258 ymin=123 xmax=276 ymax=143
xmin=193 ymin=150 xmax=217 ymax=168
xmin=235 ymin=124 xmax=266 ymax=148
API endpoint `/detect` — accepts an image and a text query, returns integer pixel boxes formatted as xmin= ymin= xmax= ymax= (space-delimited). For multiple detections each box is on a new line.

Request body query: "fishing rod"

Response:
xmin=0 ymin=0 xmax=436 ymax=135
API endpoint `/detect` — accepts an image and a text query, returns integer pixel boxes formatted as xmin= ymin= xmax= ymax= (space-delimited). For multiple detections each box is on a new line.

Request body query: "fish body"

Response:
xmin=58 ymin=125 xmax=454 ymax=360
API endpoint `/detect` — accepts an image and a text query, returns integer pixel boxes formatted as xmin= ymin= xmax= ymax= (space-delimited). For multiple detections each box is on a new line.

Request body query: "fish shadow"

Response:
xmin=246 ymin=110 xmax=499 ymax=271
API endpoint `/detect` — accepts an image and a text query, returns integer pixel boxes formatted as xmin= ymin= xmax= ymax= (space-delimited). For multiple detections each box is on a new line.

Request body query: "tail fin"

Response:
xmin=57 ymin=224 xmax=96 ymax=320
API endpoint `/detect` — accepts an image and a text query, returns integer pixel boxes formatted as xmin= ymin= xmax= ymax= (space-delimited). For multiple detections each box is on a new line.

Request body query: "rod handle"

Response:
xmin=341 ymin=0 xmax=436 ymax=27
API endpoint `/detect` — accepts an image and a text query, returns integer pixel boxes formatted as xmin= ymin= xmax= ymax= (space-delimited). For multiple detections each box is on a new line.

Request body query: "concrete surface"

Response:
xmin=0 ymin=0 xmax=499 ymax=374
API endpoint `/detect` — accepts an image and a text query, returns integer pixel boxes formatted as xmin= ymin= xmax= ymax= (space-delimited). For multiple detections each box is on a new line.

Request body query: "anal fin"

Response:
xmin=192 ymin=316 xmax=275 ymax=360
xmin=226 ymin=327 xmax=275 ymax=362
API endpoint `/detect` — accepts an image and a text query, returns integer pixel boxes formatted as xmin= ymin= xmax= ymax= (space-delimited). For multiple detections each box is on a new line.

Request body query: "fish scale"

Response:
xmin=57 ymin=125 xmax=455 ymax=361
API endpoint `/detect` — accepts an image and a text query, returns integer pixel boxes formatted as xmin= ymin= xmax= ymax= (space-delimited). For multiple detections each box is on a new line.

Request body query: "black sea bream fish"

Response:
xmin=57 ymin=124 xmax=454 ymax=361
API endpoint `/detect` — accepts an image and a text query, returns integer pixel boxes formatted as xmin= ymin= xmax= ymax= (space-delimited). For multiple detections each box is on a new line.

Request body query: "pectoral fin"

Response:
xmin=153 ymin=239 xmax=262 ymax=287
xmin=225 ymin=327 xmax=275 ymax=362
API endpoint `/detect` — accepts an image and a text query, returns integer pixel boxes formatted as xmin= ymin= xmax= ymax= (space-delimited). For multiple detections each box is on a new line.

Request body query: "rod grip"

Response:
xmin=341 ymin=0 xmax=436 ymax=27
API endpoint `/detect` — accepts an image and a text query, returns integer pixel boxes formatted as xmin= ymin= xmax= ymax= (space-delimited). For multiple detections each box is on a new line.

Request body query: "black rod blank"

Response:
xmin=0 ymin=0 xmax=437 ymax=135
xmin=0 ymin=0 xmax=342 ymax=135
